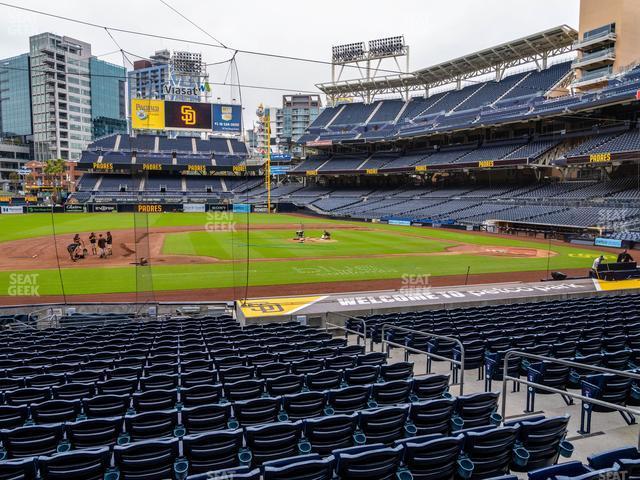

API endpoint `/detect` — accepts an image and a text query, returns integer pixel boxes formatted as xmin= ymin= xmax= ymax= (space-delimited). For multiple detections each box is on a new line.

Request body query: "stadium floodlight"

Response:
xmin=332 ymin=42 xmax=366 ymax=63
xmin=368 ymin=36 xmax=405 ymax=57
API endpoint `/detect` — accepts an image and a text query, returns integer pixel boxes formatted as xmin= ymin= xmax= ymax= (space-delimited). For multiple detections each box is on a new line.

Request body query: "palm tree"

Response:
xmin=8 ymin=172 xmax=20 ymax=193
xmin=43 ymin=158 xmax=66 ymax=203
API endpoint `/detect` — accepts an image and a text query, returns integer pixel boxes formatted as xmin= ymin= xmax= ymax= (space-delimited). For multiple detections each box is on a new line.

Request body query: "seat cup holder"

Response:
xmin=457 ymin=458 xmax=474 ymax=479
xmin=174 ymin=460 xmax=189 ymax=480
xmin=513 ymin=447 xmax=530 ymax=467
xmin=227 ymin=419 xmax=239 ymax=429
xmin=353 ymin=432 xmax=366 ymax=445
xmin=490 ymin=412 xmax=503 ymax=426
xmin=451 ymin=416 xmax=464 ymax=431
xmin=56 ymin=441 xmax=71 ymax=453
xmin=396 ymin=468 xmax=414 ymax=480
xmin=117 ymin=433 xmax=130 ymax=445
xmin=367 ymin=400 xmax=378 ymax=408
xmin=174 ymin=426 xmax=186 ymax=437
xmin=559 ymin=440 xmax=574 ymax=458
xmin=277 ymin=412 xmax=289 ymax=422
xmin=298 ymin=440 xmax=312 ymax=454
xmin=442 ymin=391 xmax=454 ymax=400
xmin=404 ymin=423 xmax=417 ymax=436
xmin=631 ymin=386 xmax=640 ymax=400
xmin=409 ymin=394 xmax=419 ymax=403
xmin=104 ymin=471 xmax=120 ymax=480
xmin=238 ymin=449 xmax=252 ymax=465
xmin=323 ymin=407 xmax=335 ymax=416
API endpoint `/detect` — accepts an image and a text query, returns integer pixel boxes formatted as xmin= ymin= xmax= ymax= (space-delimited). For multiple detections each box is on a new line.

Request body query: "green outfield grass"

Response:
xmin=0 ymin=212 xmax=611 ymax=297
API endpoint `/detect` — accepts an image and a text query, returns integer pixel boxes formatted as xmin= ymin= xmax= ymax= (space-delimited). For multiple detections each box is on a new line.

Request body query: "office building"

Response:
xmin=275 ymin=94 xmax=322 ymax=155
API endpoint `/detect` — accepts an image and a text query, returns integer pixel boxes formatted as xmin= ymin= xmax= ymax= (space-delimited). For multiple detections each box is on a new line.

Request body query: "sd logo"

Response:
xmin=246 ymin=302 xmax=285 ymax=314
xmin=181 ymin=105 xmax=197 ymax=125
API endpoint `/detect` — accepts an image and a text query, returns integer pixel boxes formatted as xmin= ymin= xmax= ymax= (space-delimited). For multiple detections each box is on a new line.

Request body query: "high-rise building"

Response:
xmin=90 ymin=58 xmax=127 ymax=139
xmin=29 ymin=33 xmax=94 ymax=161
xmin=0 ymin=33 xmax=127 ymax=161
xmin=128 ymin=49 xmax=210 ymax=103
xmin=0 ymin=54 xmax=32 ymax=137
xmin=275 ymin=94 xmax=322 ymax=155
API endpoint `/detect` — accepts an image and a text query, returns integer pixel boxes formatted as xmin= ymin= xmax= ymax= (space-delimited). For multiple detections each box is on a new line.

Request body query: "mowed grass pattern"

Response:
xmin=0 ymin=212 xmax=610 ymax=296
xmin=162 ymin=229 xmax=453 ymax=260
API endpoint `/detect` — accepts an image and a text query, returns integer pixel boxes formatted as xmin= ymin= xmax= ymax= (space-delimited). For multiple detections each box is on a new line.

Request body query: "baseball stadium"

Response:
xmin=0 ymin=0 xmax=640 ymax=479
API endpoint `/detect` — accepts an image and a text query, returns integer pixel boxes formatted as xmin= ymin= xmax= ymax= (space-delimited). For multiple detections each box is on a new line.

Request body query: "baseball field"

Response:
xmin=0 ymin=211 xmax=615 ymax=303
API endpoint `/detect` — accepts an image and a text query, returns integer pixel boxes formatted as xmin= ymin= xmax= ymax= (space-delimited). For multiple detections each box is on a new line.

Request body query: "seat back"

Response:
xmin=334 ymin=443 xmax=403 ymax=480
xmin=0 ymin=424 xmax=64 ymax=458
xmin=266 ymin=374 xmax=304 ymax=396
xmin=327 ymin=385 xmax=371 ymax=414
xmin=30 ymin=399 xmax=82 ymax=425
xmin=303 ymin=413 xmax=358 ymax=455
xmin=38 ymin=446 xmax=110 ymax=480
xmin=344 ymin=366 xmax=379 ymax=386
xmin=359 ymin=405 xmax=410 ymax=444
xmin=411 ymin=374 xmax=450 ymax=400
xmin=397 ymin=433 xmax=464 ymax=480
xmin=182 ymin=404 xmax=232 ymax=434
xmin=245 ymin=421 xmax=303 ymax=466
xmin=233 ymin=397 xmax=281 ymax=426
xmin=515 ymin=415 xmax=570 ymax=471
xmin=307 ymin=370 xmax=342 ymax=391
xmin=180 ymin=384 xmax=222 ymax=407
xmin=83 ymin=394 xmax=130 ymax=418
xmin=372 ymin=379 xmax=412 ymax=405
xmin=65 ymin=417 xmax=124 ymax=449
xmin=183 ymin=428 xmax=243 ymax=474
xmin=263 ymin=453 xmax=335 ymax=480
xmin=410 ymin=398 xmax=456 ymax=436
xmin=463 ymin=425 xmax=519 ymax=478
xmin=456 ymin=392 xmax=500 ymax=428
xmin=114 ymin=437 xmax=180 ymax=480
xmin=124 ymin=410 xmax=179 ymax=441
xmin=283 ymin=391 xmax=326 ymax=421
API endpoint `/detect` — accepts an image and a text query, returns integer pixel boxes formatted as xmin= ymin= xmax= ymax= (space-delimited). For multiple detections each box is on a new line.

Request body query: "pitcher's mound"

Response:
xmin=287 ymin=238 xmax=337 ymax=244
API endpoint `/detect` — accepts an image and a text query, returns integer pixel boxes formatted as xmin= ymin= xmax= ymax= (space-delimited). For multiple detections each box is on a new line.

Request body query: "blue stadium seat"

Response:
xmin=132 ymin=389 xmax=178 ymax=413
xmin=182 ymin=428 xmax=244 ymax=474
xmin=462 ymin=426 xmax=520 ymax=478
xmin=456 ymin=392 xmax=501 ymax=429
xmin=113 ymin=437 xmax=181 ymax=480
xmin=186 ymin=467 xmax=260 ymax=480
xmin=409 ymin=398 xmax=456 ymax=435
xmin=282 ymin=391 xmax=326 ymax=421
xmin=327 ymin=385 xmax=372 ymax=414
xmin=180 ymin=384 xmax=222 ymax=407
xmin=182 ymin=404 xmax=232 ymax=434
xmin=372 ymin=379 xmax=412 ymax=405
xmin=30 ymin=399 xmax=82 ymax=425
xmin=223 ymin=379 xmax=264 ymax=402
xmin=344 ymin=366 xmax=379 ymax=386
xmin=304 ymin=413 xmax=359 ymax=455
xmin=263 ymin=454 xmax=336 ymax=480
xmin=38 ymin=446 xmax=111 ymax=480
xmin=0 ymin=405 xmax=29 ymax=430
xmin=83 ymin=394 xmax=130 ymax=418
xmin=266 ymin=374 xmax=304 ymax=396
xmin=588 ymin=446 xmax=640 ymax=479
xmin=395 ymin=433 xmax=464 ymax=480
xmin=307 ymin=370 xmax=342 ymax=391
xmin=507 ymin=415 xmax=571 ymax=471
xmin=411 ymin=374 xmax=450 ymax=401
xmin=0 ymin=424 xmax=64 ymax=459
xmin=233 ymin=397 xmax=281 ymax=426
xmin=65 ymin=417 xmax=124 ymax=449
xmin=333 ymin=443 xmax=404 ymax=479
xmin=124 ymin=410 xmax=180 ymax=441
xmin=359 ymin=405 xmax=411 ymax=444
xmin=244 ymin=421 xmax=304 ymax=466
xmin=580 ymin=374 xmax=634 ymax=434
xmin=0 ymin=457 xmax=37 ymax=480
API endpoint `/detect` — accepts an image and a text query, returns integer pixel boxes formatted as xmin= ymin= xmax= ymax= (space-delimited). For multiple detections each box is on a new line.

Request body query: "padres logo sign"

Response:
xmin=181 ymin=105 xmax=197 ymax=125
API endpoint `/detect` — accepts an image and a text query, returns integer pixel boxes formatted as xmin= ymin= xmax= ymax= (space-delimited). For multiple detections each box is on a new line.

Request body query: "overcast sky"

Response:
xmin=0 ymin=0 xmax=579 ymax=128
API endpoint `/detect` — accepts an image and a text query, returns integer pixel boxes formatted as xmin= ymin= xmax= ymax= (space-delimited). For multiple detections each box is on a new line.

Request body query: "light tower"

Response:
xmin=256 ymin=104 xmax=272 ymax=213
xmin=328 ymin=36 xmax=409 ymax=104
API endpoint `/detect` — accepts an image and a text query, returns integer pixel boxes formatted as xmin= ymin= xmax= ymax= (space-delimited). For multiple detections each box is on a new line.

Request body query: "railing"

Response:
xmin=325 ymin=312 xmax=368 ymax=351
xmin=381 ymin=324 xmax=466 ymax=395
xmin=501 ymin=351 xmax=640 ymax=448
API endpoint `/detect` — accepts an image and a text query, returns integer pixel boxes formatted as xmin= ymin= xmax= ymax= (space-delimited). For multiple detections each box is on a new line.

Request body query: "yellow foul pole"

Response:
xmin=265 ymin=111 xmax=271 ymax=214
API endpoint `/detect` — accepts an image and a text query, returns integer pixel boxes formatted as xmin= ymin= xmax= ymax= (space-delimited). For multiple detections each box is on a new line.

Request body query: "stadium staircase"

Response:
xmin=323 ymin=105 xmax=347 ymax=129
xmin=363 ymin=103 xmax=383 ymax=126
xmin=492 ymin=71 xmax=533 ymax=105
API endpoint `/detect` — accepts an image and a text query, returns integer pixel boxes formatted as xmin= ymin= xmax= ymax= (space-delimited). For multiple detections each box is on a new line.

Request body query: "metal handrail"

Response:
xmin=329 ymin=312 xmax=369 ymax=350
xmin=381 ymin=324 xmax=466 ymax=395
xmin=501 ymin=350 xmax=640 ymax=448
xmin=325 ymin=322 xmax=368 ymax=352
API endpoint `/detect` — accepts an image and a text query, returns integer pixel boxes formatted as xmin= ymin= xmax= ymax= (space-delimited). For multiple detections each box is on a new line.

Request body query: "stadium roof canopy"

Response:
xmin=317 ymin=25 xmax=578 ymax=100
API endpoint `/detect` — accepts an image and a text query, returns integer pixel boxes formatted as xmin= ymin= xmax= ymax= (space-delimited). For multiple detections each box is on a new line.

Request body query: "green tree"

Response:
xmin=8 ymin=171 xmax=20 ymax=193
xmin=43 ymin=158 xmax=66 ymax=203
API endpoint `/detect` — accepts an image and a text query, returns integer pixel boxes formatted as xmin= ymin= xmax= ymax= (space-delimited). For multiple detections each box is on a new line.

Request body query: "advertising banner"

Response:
xmin=136 ymin=204 xmax=164 ymax=213
xmin=26 ymin=206 xmax=54 ymax=213
xmin=165 ymin=101 xmax=212 ymax=131
xmin=212 ymin=104 xmax=242 ymax=133
xmin=183 ymin=203 xmax=206 ymax=213
xmin=64 ymin=204 xmax=85 ymax=213
xmin=1 ymin=206 xmax=23 ymax=214
xmin=208 ymin=204 xmax=228 ymax=212
xmin=93 ymin=204 xmax=117 ymax=213
xmin=232 ymin=203 xmax=252 ymax=213
xmin=131 ymin=99 xmax=165 ymax=130
xmin=595 ymin=237 xmax=623 ymax=248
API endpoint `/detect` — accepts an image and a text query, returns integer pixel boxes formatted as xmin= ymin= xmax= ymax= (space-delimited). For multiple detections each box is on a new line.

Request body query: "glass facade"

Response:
xmin=0 ymin=54 xmax=32 ymax=137
xmin=90 ymin=58 xmax=126 ymax=138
